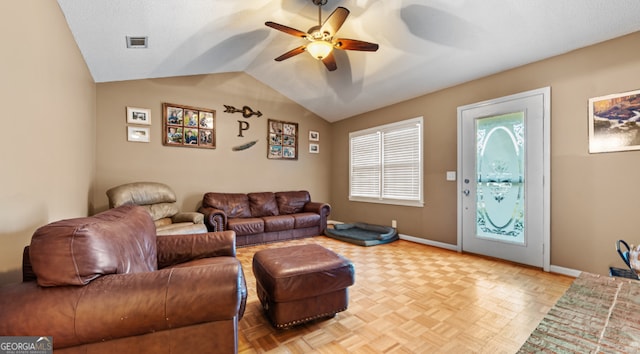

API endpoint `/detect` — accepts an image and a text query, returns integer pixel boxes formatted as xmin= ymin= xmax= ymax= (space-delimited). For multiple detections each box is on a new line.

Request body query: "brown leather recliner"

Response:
xmin=0 ymin=205 xmax=247 ymax=354
xmin=107 ymin=181 xmax=208 ymax=235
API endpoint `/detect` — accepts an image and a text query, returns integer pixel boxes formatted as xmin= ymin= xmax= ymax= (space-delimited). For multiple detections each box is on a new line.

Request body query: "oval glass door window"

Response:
xmin=476 ymin=112 xmax=525 ymax=244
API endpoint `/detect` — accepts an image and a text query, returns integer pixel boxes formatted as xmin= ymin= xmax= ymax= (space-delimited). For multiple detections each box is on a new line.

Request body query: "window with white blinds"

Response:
xmin=349 ymin=117 xmax=423 ymax=207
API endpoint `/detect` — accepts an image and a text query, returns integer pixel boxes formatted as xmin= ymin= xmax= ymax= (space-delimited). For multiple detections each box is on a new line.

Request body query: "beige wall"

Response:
xmin=0 ymin=0 xmax=96 ymax=284
xmin=92 ymin=73 xmax=332 ymax=214
xmin=331 ymin=31 xmax=640 ymax=275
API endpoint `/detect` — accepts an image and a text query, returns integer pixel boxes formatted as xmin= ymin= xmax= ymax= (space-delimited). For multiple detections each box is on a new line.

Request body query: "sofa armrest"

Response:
xmin=0 ymin=260 xmax=244 ymax=350
xmin=171 ymin=211 xmax=204 ymax=224
xmin=304 ymin=202 xmax=331 ymax=232
xmin=198 ymin=206 xmax=227 ymax=232
xmin=304 ymin=201 xmax=331 ymax=216
xmin=156 ymin=231 xmax=236 ymax=269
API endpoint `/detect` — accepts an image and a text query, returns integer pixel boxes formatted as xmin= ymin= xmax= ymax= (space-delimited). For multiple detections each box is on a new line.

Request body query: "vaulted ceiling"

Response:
xmin=57 ymin=0 xmax=640 ymax=122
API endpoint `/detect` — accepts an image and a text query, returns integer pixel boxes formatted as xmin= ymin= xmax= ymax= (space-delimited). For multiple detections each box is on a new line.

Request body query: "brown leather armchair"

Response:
xmin=0 ymin=205 xmax=247 ymax=354
xmin=106 ymin=181 xmax=208 ymax=235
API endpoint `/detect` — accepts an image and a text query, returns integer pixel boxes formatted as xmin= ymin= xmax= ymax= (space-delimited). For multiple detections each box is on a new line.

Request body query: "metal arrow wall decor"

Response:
xmin=224 ymin=105 xmax=263 ymax=118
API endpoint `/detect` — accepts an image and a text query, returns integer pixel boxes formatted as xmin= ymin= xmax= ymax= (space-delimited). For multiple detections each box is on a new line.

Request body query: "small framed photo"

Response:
xmin=166 ymin=126 xmax=183 ymax=144
xmin=127 ymin=126 xmax=150 ymax=143
xmin=309 ymin=130 xmax=319 ymax=141
xmin=126 ymin=107 xmax=151 ymax=125
xmin=309 ymin=143 xmax=320 ymax=153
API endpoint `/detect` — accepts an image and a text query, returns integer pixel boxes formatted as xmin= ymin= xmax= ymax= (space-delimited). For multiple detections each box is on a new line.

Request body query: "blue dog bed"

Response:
xmin=324 ymin=222 xmax=398 ymax=246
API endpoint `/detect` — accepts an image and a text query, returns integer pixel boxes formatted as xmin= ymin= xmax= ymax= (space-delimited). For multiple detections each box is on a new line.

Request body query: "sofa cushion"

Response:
xmin=292 ymin=213 xmax=321 ymax=229
xmin=275 ymin=191 xmax=310 ymax=215
xmin=263 ymin=215 xmax=295 ymax=232
xmin=29 ymin=205 xmax=158 ymax=287
xmin=203 ymin=192 xmax=251 ymax=218
xmin=227 ymin=217 xmax=264 ymax=236
xmin=248 ymin=192 xmax=279 ymax=217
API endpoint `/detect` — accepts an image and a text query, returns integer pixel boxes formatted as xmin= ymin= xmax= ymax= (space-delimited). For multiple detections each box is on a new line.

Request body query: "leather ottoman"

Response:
xmin=252 ymin=244 xmax=355 ymax=328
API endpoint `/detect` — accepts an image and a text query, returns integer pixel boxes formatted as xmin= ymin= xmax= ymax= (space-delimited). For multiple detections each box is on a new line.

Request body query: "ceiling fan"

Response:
xmin=265 ymin=0 xmax=379 ymax=71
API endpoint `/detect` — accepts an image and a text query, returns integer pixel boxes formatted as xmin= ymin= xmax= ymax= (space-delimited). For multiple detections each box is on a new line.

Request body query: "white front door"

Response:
xmin=457 ymin=87 xmax=550 ymax=269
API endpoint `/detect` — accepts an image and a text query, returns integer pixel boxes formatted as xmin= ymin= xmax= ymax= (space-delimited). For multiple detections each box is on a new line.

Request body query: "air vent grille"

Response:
xmin=126 ymin=36 xmax=148 ymax=48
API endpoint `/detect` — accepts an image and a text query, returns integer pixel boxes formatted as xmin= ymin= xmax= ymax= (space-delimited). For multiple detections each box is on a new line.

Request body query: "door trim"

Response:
xmin=456 ymin=87 xmax=551 ymax=271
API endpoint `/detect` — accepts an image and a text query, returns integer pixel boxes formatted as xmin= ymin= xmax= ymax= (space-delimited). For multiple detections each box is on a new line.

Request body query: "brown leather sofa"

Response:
xmin=0 ymin=205 xmax=247 ymax=354
xmin=198 ymin=191 xmax=331 ymax=247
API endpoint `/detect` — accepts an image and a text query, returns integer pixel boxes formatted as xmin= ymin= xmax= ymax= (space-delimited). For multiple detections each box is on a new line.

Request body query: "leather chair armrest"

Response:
xmin=0 ymin=260 xmax=244 ymax=349
xmin=156 ymin=231 xmax=236 ymax=269
xmin=171 ymin=211 xmax=204 ymax=224
xmin=198 ymin=206 xmax=227 ymax=232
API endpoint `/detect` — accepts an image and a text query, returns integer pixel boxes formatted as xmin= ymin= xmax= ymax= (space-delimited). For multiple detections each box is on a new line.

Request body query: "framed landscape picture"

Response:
xmin=588 ymin=89 xmax=640 ymax=153
xmin=268 ymin=119 xmax=298 ymax=160
xmin=162 ymin=103 xmax=215 ymax=149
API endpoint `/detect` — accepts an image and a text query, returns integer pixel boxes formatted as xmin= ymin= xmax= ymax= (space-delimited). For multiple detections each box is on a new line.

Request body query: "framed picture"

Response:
xmin=589 ymin=89 xmax=640 ymax=153
xmin=268 ymin=119 xmax=298 ymax=160
xmin=162 ymin=103 xmax=215 ymax=149
xmin=309 ymin=130 xmax=319 ymax=141
xmin=309 ymin=143 xmax=319 ymax=153
xmin=126 ymin=107 xmax=151 ymax=125
xmin=127 ymin=126 xmax=150 ymax=143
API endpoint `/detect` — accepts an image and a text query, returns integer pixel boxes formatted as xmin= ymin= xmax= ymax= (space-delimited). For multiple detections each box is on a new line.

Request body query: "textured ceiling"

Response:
xmin=57 ymin=0 xmax=640 ymax=122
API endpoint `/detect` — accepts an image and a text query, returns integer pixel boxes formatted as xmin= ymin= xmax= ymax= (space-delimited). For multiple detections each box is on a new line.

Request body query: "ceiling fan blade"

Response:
xmin=335 ymin=38 xmax=379 ymax=52
xmin=320 ymin=6 xmax=349 ymax=36
xmin=265 ymin=21 xmax=308 ymax=38
xmin=274 ymin=46 xmax=306 ymax=61
xmin=321 ymin=51 xmax=337 ymax=71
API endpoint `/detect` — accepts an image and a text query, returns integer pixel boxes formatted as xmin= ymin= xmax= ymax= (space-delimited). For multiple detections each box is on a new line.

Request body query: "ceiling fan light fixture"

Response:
xmin=306 ymin=40 xmax=333 ymax=60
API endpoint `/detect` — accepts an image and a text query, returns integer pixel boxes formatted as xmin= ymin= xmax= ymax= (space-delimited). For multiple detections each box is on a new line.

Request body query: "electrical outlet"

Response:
xmin=392 ymin=220 xmax=397 ymax=228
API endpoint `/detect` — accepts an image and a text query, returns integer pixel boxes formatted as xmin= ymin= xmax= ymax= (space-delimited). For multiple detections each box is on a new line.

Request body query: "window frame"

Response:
xmin=349 ymin=117 xmax=424 ymax=207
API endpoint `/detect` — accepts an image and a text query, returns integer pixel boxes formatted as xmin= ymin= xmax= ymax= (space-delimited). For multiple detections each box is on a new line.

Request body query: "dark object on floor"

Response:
xmin=614 ymin=239 xmax=640 ymax=279
xmin=253 ymin=244 xmax=355 ymax=328
xmin=518 ymin=272 xmax=640 ymax=353
xmin=324 ymin=222 xmax=399 ymax=246
xmin=609 ymin=266 xmax=639 ymax=280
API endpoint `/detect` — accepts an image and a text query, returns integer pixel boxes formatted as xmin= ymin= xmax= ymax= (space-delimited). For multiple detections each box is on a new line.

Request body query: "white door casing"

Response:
xmin=457 ymin=87 xmax=550 ymax=270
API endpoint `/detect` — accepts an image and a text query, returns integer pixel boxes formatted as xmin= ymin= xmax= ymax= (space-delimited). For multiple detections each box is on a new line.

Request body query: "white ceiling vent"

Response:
xmin=126 ymin=36 xmax=148 ymax=48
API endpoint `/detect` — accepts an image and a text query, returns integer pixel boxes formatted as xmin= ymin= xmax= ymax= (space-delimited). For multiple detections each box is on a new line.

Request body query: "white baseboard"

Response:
xmin=548 ymin=265 xmax=581 ymax=278
xmin=399 ymin=234 xmax=581 ymax=277
xmin=399 ymin=234 xmax=459 ymax=252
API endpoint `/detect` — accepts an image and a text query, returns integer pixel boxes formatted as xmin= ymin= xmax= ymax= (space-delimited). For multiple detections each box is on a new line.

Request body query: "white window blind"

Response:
xmin=350 ymin=117 xmax=423 ymax=207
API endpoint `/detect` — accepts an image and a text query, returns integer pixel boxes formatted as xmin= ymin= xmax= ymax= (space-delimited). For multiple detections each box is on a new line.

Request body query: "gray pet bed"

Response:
xmin=324 ymin=222 xmax=399 ymax=246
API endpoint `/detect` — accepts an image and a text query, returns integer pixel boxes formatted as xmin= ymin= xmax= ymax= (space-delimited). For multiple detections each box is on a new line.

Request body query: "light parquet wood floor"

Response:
xmin=236 ymin=237 xmax=573 ymax=354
